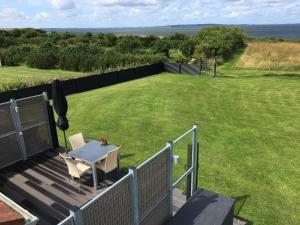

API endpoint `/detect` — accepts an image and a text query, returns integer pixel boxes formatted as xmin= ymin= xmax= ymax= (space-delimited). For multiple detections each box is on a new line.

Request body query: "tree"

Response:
xmin=179 ymin=40 xmax=195 ymax=57
xmin=152 ymin=39 xmax=170 ymax=57
xmin=193 ymin=26 xmax=247 ymax=60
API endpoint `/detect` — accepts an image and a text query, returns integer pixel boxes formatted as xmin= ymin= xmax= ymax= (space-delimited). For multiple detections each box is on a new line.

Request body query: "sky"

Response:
xmin=0 ymin=0 xmax=299 ymax=28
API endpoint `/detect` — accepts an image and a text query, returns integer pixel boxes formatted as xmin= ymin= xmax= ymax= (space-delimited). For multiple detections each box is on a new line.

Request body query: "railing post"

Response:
xmin=70 ymin=207 xmax=83 ymax=225
xmin=191 ymin=124 xmax=198 ymax=195
xmin=167 ymin=141 xmax=174 ymax=218
xmin=129 ymin=167 xmax=139 ymax=225
xmin=186 ymin=144 xmax=192 ymax=200
xmin=10 ymin=98 xmax=27 ymax=160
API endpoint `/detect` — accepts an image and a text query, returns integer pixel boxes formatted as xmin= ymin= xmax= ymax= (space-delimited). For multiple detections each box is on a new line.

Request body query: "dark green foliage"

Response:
xmin=2 ymin=46 xmax=33 ymax=66
xmin=140 ymin=35 xmax=159 ymax=48
xmin=193 ymin=26 xmax=247 ymax=60
xmin=152 ymin=39 xmax=170 ymax=57
xmin=117 ymin=36 xmax=142 ymax=53
xmin=179 ymin=40 xmax=195 ymax=57
xmin=167 ymin=32 xmax=188 ymax=41
xmin=0 ymin=26 xmax=249 ymax=72
xmin=26 ymin=43 xmax=59 ymax=69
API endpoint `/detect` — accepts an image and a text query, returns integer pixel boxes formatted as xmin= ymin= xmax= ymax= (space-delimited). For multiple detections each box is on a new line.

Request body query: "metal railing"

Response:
xmin=58 ymin=125 xmax=199 ymax=225
xmin=57 ymin=215 xmax=74 ymax=225
xmin=0 ymin=93 xmax=54 ymax=169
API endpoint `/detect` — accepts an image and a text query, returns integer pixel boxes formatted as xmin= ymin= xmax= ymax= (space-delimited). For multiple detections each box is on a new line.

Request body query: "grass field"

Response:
xmin=0 ymin=65 xmax=83 ymax=91
xmin=59 ymin=72 xmax=300 ymax=225
xmin=236 ymin=42 xmax=300 ymax=70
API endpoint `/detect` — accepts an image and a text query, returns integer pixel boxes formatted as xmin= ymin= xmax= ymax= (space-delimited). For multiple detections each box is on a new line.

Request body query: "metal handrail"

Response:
xmin=173 ymin=166 xmax=194 ymax=188
xmin=173 ymin=127 xmax=195 ymax=144
xmin=57 ymin=215 xmax=74 ymax=225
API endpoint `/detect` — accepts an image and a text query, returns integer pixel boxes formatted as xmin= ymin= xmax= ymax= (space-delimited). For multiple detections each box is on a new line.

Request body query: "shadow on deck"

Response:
xmin=0 ymin=150 xmax=115 ymax=225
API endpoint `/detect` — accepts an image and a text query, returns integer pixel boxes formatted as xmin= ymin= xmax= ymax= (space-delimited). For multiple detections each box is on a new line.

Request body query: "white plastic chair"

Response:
xmin=97 ymin=147 xmax=120 ymax=180
xmin=59 ymin=153 xmax=91 ymax=192
xmin=68 ymin=133 xmax=86 ymax=150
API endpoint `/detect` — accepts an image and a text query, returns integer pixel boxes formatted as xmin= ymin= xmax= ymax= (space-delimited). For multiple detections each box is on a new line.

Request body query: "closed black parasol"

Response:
xmin=52 ymin=79 xmax=69 ymax=149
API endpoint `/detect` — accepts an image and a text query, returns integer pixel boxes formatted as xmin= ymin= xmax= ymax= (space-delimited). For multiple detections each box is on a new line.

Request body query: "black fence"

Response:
xmin=164 ymin=59 xmax=217 ymax=76
xmin=0 ymin=63 xmax=164 ymax=103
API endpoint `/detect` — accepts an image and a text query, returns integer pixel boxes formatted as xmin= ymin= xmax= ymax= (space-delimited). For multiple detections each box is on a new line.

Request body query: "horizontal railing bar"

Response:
xmin=173 ymin=127 xmax=195 ymax=144
xmin=173 ymin=167 xmax=194 ymax=188
xmin=21 ymin=121 xmax=47 ymax=131
xmin=137 ymin=145 xmax=169 ymax=169
xmin=81 ymin=173 xmax=131 ymax=210
xmin=0 ymin=131 xmax=17 ymax=139
xmin=57 ymin=215 xmax=73 ymax=225
xmin=15 ymin=94 xmax=43 ymax=102
xmin=139 ymin=192 xmax=169 ymax=222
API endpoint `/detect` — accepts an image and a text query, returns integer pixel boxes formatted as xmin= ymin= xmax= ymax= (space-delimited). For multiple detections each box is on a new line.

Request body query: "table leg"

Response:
xmin=92 ymin=163 xmax=98 ymax=189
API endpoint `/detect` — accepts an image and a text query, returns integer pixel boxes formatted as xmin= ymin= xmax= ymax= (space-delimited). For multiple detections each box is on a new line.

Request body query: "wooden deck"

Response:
xmin=0 ymin=150 xmax=113 ymax=225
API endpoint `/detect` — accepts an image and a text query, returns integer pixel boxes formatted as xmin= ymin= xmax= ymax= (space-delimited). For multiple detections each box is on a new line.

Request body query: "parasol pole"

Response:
xmin=63 ymin=130 xmax=68 ymax=150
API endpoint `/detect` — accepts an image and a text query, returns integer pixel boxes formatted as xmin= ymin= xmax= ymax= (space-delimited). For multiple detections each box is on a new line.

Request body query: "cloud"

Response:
xmin=87 ymin=0 xmax=164 ymax=7
xmin=0 ymin=8 xmax=27 ymax=20
xmin=50 ymin=0 xmax=76 ymax=10
xmin=34 ymin=11 xmax=49 ymax=19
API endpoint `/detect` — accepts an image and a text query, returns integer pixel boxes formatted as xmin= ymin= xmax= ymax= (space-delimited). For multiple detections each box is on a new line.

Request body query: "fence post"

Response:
xmin=199 ymin=58 xmax=202 ymax=75
xmin=166 ymin=141 xmax=174 ymax=218
xmin=191 ymin=124 xmax=198 ymax=195
xmin=179 ymin=63 xmax=182 ymax=74
xmin=70 ymin=207 xmax=83 ymax=225
xmin=129 ymin=167 xmax=139 ymax=225
xmin=213 ymin=58 xmax=217 ymax=77
xmin=10 ymin=99 xmax=27 ymax=160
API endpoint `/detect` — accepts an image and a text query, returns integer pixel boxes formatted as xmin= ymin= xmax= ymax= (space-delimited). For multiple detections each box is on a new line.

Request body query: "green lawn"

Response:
xmin=0 ymin=65 xmax=83 ymax=91
xmin=59 ymin=71 xmax=300 ymax=225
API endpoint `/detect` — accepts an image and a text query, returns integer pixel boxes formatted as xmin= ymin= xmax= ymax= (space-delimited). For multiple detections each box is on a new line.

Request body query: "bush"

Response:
xmin=169 ymin=49 xmax=188 ymax=63
xmin=193 ymin=26 xmax=247 ymax=60
xmin=26 ymin=43 xmax=58 ymax=69
xmin=2 ymin=46 xmax=33 ymax=66
xmin=117 ymin=36 xmax=142 ymax=53
xmin=59 ymin=45 xmax=102 ymax=72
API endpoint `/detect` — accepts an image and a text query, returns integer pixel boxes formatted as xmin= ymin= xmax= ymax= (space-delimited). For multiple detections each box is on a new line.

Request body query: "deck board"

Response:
xmin=0 ymin=150 xmax=111 ymax=225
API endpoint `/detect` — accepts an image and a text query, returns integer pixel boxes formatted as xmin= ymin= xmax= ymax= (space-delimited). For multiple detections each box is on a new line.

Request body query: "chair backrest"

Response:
xmin=59 ymin=153 xmax=80 ymax=178
xmin=104 ymin=147 xmax=120 ymax=173
xmin=68 ymin=133 xmax=86 ymax=150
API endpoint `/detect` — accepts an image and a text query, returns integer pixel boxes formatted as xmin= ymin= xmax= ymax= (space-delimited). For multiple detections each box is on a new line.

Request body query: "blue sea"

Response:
xmin=43 ymin=24 xmax=300 ymax=40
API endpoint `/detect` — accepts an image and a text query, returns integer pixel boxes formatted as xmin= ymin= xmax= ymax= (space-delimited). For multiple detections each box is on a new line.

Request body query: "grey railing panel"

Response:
xmin=0 ymin=102 xmax=15 ymax=135
xmin=139 ymin=196 xmax=170 ymax=225
xmin=82 ymin=175 xmax=134 ymax=225
xmin=0 ymin=102 xmax=23 ymax=169
xmin=16 ymin=95 xmax=52 ymax=157
xmin=137 ymin=149 xmax=170 ymax=223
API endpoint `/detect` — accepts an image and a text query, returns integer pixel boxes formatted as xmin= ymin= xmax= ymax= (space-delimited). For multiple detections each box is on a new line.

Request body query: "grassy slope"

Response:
xmin=0 ymin=65 xmax=83 ymax=87
xmin=61 ymin=71 xmax=300 ymax=225
xmin=236 ymin=42 xmax=300 ymax=70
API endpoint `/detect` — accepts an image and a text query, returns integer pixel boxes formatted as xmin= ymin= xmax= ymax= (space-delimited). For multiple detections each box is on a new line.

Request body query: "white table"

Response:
xmin=68 ymin=140 xmax=118 ymax=189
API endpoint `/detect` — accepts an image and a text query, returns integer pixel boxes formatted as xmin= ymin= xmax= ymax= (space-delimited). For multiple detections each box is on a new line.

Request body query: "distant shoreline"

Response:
xmin=41 ymin=24 xmax=300 ymax=40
